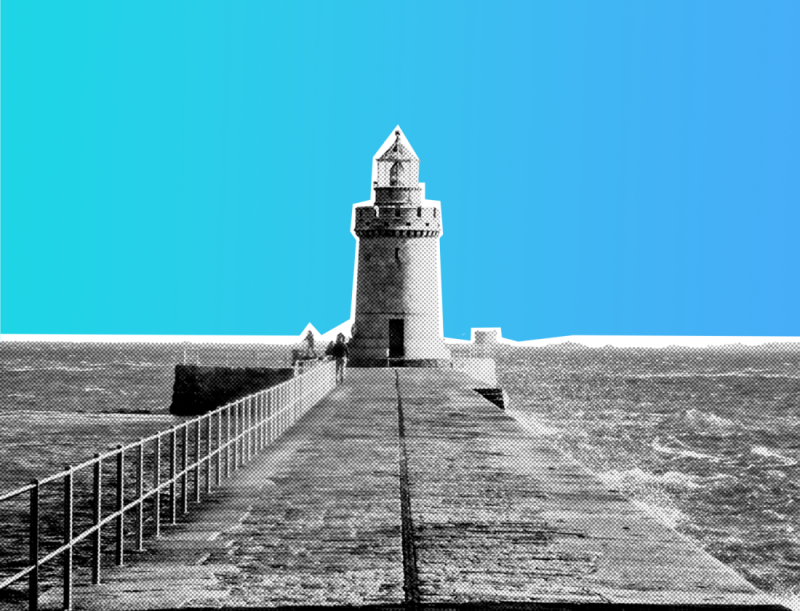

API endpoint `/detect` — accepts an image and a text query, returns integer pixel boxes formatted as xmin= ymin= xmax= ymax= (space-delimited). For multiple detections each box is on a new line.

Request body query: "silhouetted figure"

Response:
xmin=325 ymin=341 xmax=334 ymax=357
xmin=331 ymin=333 xmax=349 ymax=384
xmin=304 ymin=330 xmax=317 ymax=359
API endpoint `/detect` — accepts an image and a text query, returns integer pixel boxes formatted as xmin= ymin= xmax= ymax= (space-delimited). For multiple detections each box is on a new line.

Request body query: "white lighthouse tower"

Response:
xmin=348 ymin=128 xmax=451 ymax=367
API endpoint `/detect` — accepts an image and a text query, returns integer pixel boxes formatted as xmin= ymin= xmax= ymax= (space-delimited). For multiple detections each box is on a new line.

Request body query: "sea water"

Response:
xmin=1 ymin=341 xmax=798 ymax=607
xmin=490 ymin=344 xmax=800 ymax=608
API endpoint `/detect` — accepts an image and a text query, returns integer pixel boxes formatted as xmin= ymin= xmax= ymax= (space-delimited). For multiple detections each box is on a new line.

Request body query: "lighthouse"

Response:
xmin=348 ymin=128 xmax=451 ymax=367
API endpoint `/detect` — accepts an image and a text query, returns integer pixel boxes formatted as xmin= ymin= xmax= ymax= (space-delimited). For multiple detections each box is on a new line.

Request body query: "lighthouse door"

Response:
xmin=388 ymin=319 xmax=405 ymax=359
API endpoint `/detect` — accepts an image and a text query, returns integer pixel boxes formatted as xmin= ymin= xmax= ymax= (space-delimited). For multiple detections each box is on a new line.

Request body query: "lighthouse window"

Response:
xmin=395 ymin=208 xmax=401 ymax=217
xmin=417 ymin=207 xmax=422 ymax=217
xmin=395 ymin=247 xmax=400 ymax=260
xmin=390 ymin=161 xmax=403 ymax=186
xmin=433 ymin=208 xmax=437 ymax=218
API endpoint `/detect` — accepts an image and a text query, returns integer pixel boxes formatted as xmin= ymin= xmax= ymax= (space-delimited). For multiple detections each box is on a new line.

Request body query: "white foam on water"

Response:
xmin=651 ymin=437 xmax=720 ymax=462
xmin=506 ymin=410 xmax=562 ymax=436
xmin=677 ymin=408 xmax=739 ymax=436
xmin=628 ymin=498 xmax=687 ymax=529
xmin=751 ymin=445 xmax=798 ymax=466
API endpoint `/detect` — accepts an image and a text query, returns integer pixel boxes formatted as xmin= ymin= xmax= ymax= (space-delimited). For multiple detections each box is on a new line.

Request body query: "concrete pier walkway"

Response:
xmin=50 ymin=369 xmax=784 ymax=610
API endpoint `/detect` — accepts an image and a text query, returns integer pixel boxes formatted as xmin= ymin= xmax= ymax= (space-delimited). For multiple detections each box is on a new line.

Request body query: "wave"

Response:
xmin=109 ymin=361 xmax=163 ymax=368
xmin=665 ymin=408 xmax=739 ymax=436
xmin=507 ymin=410 xmax=562 ymax=436
xmin=629 ymin=499 xmax=687 ymax=529
xmin=595 ymin=468 xmax=690 ymax=528
xmin=651 ymin=437 xmax=720 ymax=462
xmin=3 ymin=365 xmax=104 ymax=373
xmin=622 ymin=370 xmax=800 ymax=380
xmin=1 ymin=360 xmax=163 ymax=373
xmin=751 ymin=446 xmax=798 ymax=466
xmin=83 ymin=386 xmax=114 ymax=394
xmin=5 ymin=392 xmax=36 ymax=400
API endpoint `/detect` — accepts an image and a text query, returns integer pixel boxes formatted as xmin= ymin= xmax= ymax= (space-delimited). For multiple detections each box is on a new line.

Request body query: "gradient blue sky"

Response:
xmin=3 ymin=2 xmax=799 ymax=341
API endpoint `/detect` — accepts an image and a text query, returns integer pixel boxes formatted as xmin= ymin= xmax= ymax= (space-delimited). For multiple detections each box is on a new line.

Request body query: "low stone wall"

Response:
xmin=169 ymin=364 xmax=295 ymax=416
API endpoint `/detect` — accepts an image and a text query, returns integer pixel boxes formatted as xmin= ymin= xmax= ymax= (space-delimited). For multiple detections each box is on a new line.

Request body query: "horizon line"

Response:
xmin=2 ymin=332 xmax=799 ymax=348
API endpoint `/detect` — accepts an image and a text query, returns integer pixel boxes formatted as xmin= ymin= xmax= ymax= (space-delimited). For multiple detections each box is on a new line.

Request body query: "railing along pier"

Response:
xmin=0 ymin=359 xmax=336 ymax=611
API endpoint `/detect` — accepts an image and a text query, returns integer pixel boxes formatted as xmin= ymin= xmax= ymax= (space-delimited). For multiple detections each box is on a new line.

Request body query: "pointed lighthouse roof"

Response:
xmin=375 ymin=127 xmax=418 ymax=162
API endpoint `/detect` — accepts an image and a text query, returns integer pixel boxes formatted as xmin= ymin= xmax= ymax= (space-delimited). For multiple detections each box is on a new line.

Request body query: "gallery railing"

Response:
xmin=0 ymin=359 xmax=337 ymax=611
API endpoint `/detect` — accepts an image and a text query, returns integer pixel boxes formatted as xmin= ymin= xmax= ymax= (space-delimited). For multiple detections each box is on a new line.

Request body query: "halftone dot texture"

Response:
xmin=1 ymin=342 xmax=798 ymax=609
xmin=350 ymin=130 xmax=450 ymax=368
xmin=1 ymin=123 xmax=797 ymax=609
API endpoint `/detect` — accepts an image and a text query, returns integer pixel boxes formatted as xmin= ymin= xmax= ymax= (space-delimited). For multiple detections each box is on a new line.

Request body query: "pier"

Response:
xmin=5 ymin=367 xmax=787 ymax=610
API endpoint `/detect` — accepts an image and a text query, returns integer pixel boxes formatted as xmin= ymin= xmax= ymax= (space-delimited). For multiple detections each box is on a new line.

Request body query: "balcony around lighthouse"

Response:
xmin=354 ymin=204 xmax=441 ymax=238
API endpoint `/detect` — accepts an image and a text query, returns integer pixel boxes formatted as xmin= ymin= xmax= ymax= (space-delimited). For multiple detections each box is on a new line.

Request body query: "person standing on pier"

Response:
xmin=331 ymin=333 xmax=349 ymax=384
xmin=304 ymin=330 xmax=317 ymax=359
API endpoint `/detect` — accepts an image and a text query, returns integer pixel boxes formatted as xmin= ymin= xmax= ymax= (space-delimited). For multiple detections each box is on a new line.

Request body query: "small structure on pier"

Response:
xmin=348 ymin=128 xmax=451 ymax=367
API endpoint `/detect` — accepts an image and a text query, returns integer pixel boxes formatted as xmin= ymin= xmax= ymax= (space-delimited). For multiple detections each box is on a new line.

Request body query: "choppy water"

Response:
xmin=1 ymin=341 xmax=799 ymax=608
xmin=0 ymin=342 xmax=290 ymax=488
xmin=486 ymin=344 xmax=800 ymax=608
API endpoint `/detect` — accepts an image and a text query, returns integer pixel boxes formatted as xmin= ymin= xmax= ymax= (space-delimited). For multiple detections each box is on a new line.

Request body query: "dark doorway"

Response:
xmin=389 ymin=319 xmax=405 ymax=359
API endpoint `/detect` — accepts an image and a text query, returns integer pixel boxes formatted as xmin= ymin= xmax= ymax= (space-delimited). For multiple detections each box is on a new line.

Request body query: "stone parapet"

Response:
xmin=353 ymin=204 xmax=441 ymax=237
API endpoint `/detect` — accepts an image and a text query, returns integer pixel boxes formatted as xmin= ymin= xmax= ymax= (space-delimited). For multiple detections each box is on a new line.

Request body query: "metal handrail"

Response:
xmin=0 ymin=359 xmax=337 ymax=611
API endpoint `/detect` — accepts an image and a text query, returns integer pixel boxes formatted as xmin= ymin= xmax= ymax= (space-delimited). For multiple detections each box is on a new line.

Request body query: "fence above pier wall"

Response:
xmin=0 ymin=359 xmax=337 ymax=611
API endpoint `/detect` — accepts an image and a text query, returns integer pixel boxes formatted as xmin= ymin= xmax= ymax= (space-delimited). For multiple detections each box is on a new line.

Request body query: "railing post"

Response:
xmin=250 ymin=396 xmax=258 ymax=458
xmin=205 ymin=416 xmax=211 ymax=495
xmin=225 ymin=407 xmax=231 ymax=479
xmin=154 ymin=436 xmax=162 ymax=537
xmin=242 ymin=399 xmax=248 ymax=464
xmin=216 ymin=411 xmax=222 ymax=486
xmin=243 ymin=399 xmax=248 ymax=464
xmin=115 ymin=445 xmax=124 ymax=566
xmin=254 ymin=396 xmax=260 ymax=452
xmin=268 ymin=390 xmax=273 ymax=444
xmin=255 ymin=396 xmax=260 ymax=453
xmin=91 ymin=455 xmax=102 ymax=584
xmin=277 ymin=387 xmax=282 ymax=437
xmin=169 ymin=429 xmax=177 ymax=525
xmin=263 ymin=393 xmax=268 ymax=449
xmin=247 ymin=397 xmax=253 ymax=461
xmin=264 ymin=392 xmax=269 ymax=446
xmin=63 ymin=467 xmax=73 ymax=610
xmin=245 ymin=401 xmax=249 ymax=463
xmin=238 ymin=402 xmax=244 ymax=467
xmin=238 ymin=402 xmax=243 ymax=468
xmin=136 ymin=440 xmax=144 ymax=552
xmin=273 ymin=389 xmax=278 ymax=442
xmin=259 ymin=394 xmax=264 ymax=451
xmin=232 ymin=405 xmax=238 ymax=472
xmin=194 ymin=420 xmax=201 ymax=503
xmin=182 ymin=425 xmax=189 ymax=514
xmin=29 ymin=479 xmax=39 ymax=611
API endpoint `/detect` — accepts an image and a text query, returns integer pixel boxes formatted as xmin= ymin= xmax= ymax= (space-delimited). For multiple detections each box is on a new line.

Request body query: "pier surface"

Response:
xmin=50 ymin=369 xmax=783 ymax=610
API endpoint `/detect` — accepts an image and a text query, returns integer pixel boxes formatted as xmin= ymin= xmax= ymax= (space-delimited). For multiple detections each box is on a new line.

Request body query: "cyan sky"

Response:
xmin=3 ymin=2 xmax=799 ymax=341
